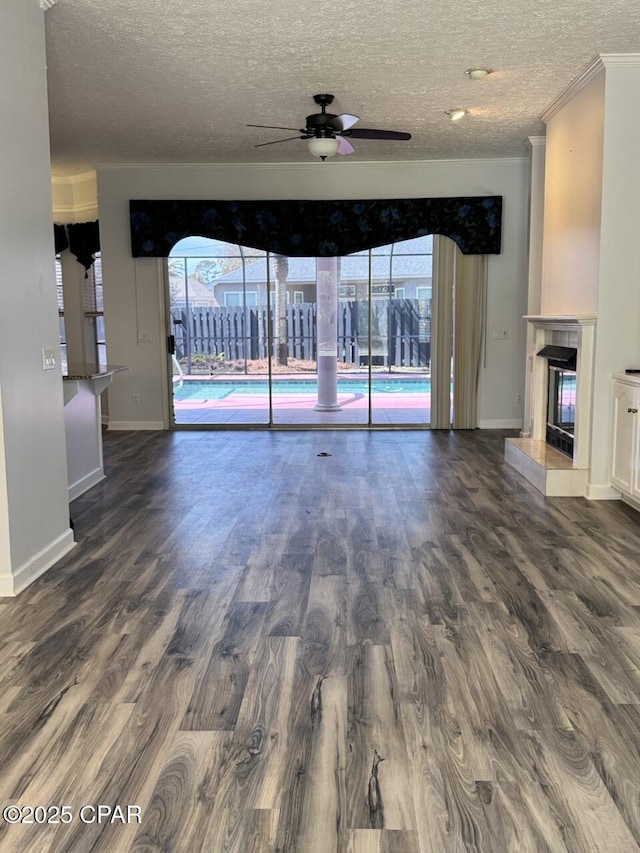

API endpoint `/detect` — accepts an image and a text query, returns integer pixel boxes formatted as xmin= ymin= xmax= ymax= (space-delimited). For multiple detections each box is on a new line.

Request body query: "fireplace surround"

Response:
xmin=505 ymin=315 xmax=596 ymax=496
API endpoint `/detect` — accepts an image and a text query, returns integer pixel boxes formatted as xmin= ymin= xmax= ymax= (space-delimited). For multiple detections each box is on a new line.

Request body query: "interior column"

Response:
xmin=314 ymin=256 xmax=341 ymax=411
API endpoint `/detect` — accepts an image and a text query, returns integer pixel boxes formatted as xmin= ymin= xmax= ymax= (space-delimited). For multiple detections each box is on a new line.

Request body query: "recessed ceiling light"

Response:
xmin=445 ymin=108 xmax=467 ymax=122
xmin=465 ymin=68 xmax=491 ymax=80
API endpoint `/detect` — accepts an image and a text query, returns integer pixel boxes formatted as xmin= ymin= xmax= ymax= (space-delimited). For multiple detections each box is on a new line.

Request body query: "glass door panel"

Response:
xmin=337 ymin=252 xmax=372 ymax=425
xmin=370 ymin=238 xmax=432 ymax=425
xmin=271 ymin=256 xmax=359 ymax=425
xmin=169 ymin=240 xmax=270 ymax=425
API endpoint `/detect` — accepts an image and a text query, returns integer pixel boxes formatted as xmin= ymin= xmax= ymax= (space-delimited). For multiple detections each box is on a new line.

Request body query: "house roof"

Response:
xmin=43 ymin=1 xmax=640 ymax=176
xmin=169 ymin=275 xmax=218 ymax=305
xmin=210 ymin=255 xmax=432 ymax=286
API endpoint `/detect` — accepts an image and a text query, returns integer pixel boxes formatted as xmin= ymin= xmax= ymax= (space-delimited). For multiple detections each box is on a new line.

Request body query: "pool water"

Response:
xmin=174 ymin=378 xmax=431 ymax=401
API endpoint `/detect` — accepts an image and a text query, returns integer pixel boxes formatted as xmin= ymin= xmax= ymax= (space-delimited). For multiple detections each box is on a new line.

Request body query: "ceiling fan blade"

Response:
xmin=328 ymin=113 xmax=359 ymax=131
xmin=337 ymin=136 xmax=355 ymax=155
xmin=247 ymin=124 xmax=301 ymax=131
xmin=345 ymin=128 xmax=412 ymax=141
xmin=254 ymin=136 xmax=302 ymax=148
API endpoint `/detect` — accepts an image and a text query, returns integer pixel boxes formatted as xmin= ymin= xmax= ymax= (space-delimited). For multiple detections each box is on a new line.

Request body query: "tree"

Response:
xmin=167 ymin=258 xmax=185 ymax=307
xmin=193 ymin=259 xmax=223 ymax=288
xmin=273 ymin=255 xmax=289 ymax=366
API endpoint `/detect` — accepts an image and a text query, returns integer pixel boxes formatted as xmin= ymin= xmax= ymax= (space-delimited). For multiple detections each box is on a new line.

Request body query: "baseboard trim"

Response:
xmin=622 ymin=494 xmax=640 ymax=513
xmin=108 ymin=420 xmax=165 ymax=431
xmin=0 ymin=529 xmax=76 ymax=597
xmin=585 ymin=483 xmax=622 ymax=501
xmin=479 ymin=419 xmax=523 ymax=429
xmin=68 ymin=468 xmax=105 ymax=501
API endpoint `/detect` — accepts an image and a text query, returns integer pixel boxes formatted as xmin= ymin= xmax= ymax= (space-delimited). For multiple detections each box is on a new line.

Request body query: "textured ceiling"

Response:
xmin=44 ymin=0 xmax=640 ymax=177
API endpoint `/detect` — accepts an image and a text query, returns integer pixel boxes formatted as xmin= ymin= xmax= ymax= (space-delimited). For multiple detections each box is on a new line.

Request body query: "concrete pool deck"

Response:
xmin=173 ymin=373 xmax=432 ymax=425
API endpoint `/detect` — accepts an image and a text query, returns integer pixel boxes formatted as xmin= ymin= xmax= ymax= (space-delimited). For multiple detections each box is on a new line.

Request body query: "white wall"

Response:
xmin=590 ymin=64 xmax=640 ymax=487
xmin=541 ymin=72 xmax=605 ymax=315
xmin=535 ymin=57 xmax=640 ymax=495
xmin=0 ymin=0 xmax=74 ymax=594
xmin=97 ymin=158 xmax=530 ymax=429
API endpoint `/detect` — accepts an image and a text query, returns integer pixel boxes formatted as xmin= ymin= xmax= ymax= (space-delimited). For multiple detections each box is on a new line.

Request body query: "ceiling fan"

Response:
xmin=248 ymin=94 xmax=411 ymax=160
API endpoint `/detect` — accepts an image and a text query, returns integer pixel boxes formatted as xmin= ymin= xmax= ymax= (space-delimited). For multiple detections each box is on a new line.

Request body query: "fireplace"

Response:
xmin=539 ymin=345 xmax=577 ymax=457
xmin=504 ymin=315 xmax=595 ymax=498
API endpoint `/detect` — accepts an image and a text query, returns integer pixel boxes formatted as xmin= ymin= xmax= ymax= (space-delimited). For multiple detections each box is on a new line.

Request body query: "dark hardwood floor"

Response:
xmin=1 ymin=428 xmax=640 ymax=852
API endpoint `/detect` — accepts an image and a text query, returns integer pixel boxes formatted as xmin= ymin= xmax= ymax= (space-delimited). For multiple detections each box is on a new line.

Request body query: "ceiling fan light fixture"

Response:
xmin=307 ymin=135 xmax=340 ymax=160
xmin=465 ymin=67 xmax=491 ymax=80
xmin=446 ymin=108 xmax=467 ymax=122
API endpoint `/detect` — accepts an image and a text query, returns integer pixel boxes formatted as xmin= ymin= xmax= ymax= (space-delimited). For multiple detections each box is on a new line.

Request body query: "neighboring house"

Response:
xmin=169 ymin=274 xmax=218 ymax=308
xmin=203 ymin=252 xmax=432 ymax=306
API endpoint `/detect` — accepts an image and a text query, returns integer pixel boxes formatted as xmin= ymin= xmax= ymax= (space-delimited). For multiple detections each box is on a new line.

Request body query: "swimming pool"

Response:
xmin=174 ymin=378 xmax=431 ymax=401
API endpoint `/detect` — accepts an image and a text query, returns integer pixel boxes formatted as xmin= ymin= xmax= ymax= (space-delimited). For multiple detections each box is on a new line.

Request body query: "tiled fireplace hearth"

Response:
xmin=505 ymin=315 xmax=596 ymax=496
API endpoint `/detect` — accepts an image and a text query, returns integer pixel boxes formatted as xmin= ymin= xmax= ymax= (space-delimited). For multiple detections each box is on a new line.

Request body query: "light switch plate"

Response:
xmin=42 ymin=348 xmax=56 ymax=370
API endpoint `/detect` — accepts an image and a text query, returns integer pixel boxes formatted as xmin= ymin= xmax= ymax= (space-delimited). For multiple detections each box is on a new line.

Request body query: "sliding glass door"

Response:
xmin=167 ymin=235 xmax=433 ymax=428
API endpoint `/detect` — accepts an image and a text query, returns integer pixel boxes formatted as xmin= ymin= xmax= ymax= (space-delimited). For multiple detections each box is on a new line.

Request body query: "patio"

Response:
xmin=173 ymin=374 xmax=432 ymax=425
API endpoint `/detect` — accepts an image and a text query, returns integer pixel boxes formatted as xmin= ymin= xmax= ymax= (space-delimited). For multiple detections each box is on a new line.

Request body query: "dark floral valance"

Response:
xmin=67 ymin=220 xmax=100 ymax=272
xmin=54 ymin=223 xmax=68 ymax=255
xmin=129 ymin=197 xmax=502 ymax=258
xmin=54 ymin=221 xmax=101 ymax=272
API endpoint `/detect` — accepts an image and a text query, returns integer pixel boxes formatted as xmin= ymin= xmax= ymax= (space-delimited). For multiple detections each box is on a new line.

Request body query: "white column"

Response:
xmin=522 ymin=137 xmax=546 ymax=437
xmin=314 ymin=257 xmax=341 ymax=411
xmin=575 ymin=318 xmax=596 ymax=470
xmin=60 ymin=251 xmax=87 ymax=364
xmin=530 ymin=323 xmax=548 ymax=441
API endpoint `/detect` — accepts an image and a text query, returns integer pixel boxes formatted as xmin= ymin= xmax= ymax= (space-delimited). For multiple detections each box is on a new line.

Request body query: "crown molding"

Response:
xmin=541 ymin=57 xmax=604 ymax=124
xmin=541 ymin=53 xmax=640 ymax=124
xmin=94 ymin=156 xmax=527 ymax=173
xmin=52 ymin=208 xmax=99 ymax=226
xmin=51 ymin=170 xmax=97 ymax=186
xmin=528 ymin=136 xmax=546 ymax=148
xmin=53 ymin=201 xmax=99 ymax=216
xmin=39 ymin=0 xmax=58 ymax=9
xmin=598 ymin=53 xmax=640 ymax=66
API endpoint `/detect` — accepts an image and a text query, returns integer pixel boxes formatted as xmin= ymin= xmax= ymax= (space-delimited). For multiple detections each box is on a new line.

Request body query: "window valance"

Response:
xmin=54 ymin=223 xmax=68 ymax=255
xmin=129 ymin=197 xmax=502 ymax=258
xmin=53 ymin=220 xmax=100 ymax=272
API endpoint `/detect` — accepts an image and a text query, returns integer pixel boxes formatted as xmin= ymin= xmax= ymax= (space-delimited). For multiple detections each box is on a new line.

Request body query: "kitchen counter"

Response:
xmin=64 ymin=362 xmax=128 ymax=380
xmin=62 ymin=363 xmax=128 ymax=501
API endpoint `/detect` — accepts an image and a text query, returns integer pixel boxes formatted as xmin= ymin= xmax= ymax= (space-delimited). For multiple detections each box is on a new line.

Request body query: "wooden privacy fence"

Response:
xmin=171 ymin=300 xmax=431 ymax=367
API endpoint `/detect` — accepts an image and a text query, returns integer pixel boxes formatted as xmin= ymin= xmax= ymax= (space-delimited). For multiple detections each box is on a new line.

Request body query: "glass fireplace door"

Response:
xmin=547 ymin=365 xmax=576 ymax=455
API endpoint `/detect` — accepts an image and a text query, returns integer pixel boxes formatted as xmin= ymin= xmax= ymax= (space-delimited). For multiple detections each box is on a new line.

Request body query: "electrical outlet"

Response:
xmin=132 ymin=393 xmax=140 ymax=404
xmin=515 ymin=392 xmax=523 ymax=403
xmin=492 ymin=329 xmax=509 ymax=341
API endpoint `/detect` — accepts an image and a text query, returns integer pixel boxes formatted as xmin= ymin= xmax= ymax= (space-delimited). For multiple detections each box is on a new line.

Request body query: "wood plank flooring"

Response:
xmin=1 ymin=429 xmax=640 ymax=851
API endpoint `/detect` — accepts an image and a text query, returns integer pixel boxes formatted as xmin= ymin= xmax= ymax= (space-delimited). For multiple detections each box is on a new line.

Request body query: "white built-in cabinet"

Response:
xmin=611 ymin=373 xmax=640 ymax=501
